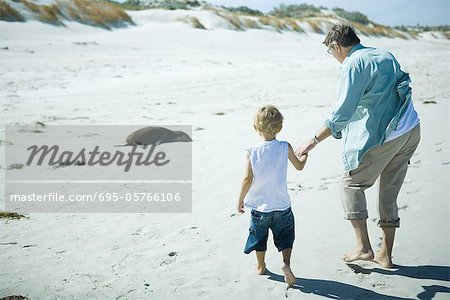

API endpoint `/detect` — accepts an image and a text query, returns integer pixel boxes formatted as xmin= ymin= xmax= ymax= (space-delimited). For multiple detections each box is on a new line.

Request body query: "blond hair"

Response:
xmin=254 ymin=105 xmax=283 ymax=136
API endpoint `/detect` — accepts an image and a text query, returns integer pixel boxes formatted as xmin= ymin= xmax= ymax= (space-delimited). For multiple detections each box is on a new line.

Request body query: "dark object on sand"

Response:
xmin=0 ymin=296 xmax=31 ymax=300
xmin=422 ymin=100 xmax=437 ymax=104
xmin=126 ymin=127 xmax=191 ymax=146
xmin=0 ymin=211 xmax=27 ymax=220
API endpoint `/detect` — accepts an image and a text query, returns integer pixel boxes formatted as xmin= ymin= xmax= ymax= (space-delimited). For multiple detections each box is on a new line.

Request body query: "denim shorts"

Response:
xmin=244 ymin=207 xmax=295 ymax=254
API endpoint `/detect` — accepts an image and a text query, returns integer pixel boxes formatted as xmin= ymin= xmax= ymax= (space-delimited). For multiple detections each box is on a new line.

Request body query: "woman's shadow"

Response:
xmin=265 ymin=264 xmax=450 ymax=300
xmin=346 ymin=263 xmax=450 ymax=282
xmin=345 ymin=263 xmax=450 ymax=299
xmin=265 ymin=269 xmax=411 ymax=299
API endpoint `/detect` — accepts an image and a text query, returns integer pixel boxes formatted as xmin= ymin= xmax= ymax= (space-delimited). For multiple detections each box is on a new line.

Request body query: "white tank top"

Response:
xmin=244 ymin=140 xmax=291 ymax=212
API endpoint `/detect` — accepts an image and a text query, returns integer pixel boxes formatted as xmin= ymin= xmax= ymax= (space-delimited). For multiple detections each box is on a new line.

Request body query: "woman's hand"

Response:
xmin=295 ymin=138 xmax=316 ymax=156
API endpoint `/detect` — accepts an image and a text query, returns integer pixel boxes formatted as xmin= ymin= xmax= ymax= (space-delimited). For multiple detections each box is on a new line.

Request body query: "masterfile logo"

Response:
xmin=4 ymin=125 xmax=192 ymax=213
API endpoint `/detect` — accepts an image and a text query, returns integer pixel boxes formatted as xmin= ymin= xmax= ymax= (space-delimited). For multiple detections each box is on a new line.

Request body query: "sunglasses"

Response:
xmin=327 ymin=43 xmax=337 ymax=55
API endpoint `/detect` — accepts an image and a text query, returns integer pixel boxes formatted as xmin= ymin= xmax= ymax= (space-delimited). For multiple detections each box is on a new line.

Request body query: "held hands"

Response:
xmin=295 ymin=137 xmax=317 ymax=157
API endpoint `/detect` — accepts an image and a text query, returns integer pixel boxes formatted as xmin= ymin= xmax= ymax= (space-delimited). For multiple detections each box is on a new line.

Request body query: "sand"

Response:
xmin=0 ymin=10 xmax=449 ymax=299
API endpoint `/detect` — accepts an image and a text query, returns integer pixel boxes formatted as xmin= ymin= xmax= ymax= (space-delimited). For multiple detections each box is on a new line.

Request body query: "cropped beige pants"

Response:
xmin=340 ymin=124 xmax=421 ymax=227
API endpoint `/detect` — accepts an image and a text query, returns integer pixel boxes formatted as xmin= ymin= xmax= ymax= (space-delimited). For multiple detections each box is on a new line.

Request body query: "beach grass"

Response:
xmin=177 ymin=16 xmax=206 ymax=29
xmin=3 ymin=0 xmax=133 ymax=28
xmin=68 ymin=0 xmax=133 ymax=29
xmin=0 ymin=211 xmax=28 ymax=220
xmin=0 ymin=0 xmax=25 ymax=21
xmin=221 ymin=13 xmax=243 ymax=30
xmin=243 ymin=18 xmax=259 ymax=29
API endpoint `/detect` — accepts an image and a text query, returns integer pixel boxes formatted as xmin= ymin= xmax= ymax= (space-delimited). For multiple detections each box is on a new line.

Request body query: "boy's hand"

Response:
xmin=295 ymin=139 xmax=316 ymax=156
xmin=237 ymin=201 xmax=245 ymax=213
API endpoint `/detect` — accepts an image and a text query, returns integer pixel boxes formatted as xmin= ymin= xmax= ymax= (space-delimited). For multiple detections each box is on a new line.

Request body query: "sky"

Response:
xmin=132 ymin=0 xmax=449 ymax=26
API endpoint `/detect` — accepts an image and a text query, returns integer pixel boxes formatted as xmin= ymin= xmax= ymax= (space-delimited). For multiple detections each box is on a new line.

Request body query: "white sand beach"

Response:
xmin=1 ymin=7 xmax=450 ymax=300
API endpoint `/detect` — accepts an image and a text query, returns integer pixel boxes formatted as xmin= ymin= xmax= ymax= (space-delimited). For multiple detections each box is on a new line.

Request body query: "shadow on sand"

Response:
xmin=417 ymin=285 xmax=450 ymax=300
xmin=266 ymin=264 xmax=450 ymax=299
xmin=265 ymin=269 xmax=415 ymax=299
xmin=344 ymin=264 xmax=450 ymax=299
xmin=345 ymin=264 xmax=450 ymax=282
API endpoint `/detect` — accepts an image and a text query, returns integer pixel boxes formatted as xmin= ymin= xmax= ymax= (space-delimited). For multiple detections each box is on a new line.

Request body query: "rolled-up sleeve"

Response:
xmin=325 ymin=63 xmax=368 ymax=139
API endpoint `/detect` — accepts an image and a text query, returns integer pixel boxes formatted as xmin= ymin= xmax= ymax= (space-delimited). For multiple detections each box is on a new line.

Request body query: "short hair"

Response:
xmin=323 ymin=23 xmax=360 ymax=47
xmin=254 ymin=105 xmax=283 ymax=136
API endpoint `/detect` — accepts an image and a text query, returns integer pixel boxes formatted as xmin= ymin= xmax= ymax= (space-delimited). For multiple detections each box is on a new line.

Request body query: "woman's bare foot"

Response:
xmin=341 ymin=248 xmax=374 ymax=263
xmin=256 ymin=263 xmax=266 ymax=275
xmin=281 ymin=264 xmax=296 ymax=286
xmin=373 ymin=252 xmax=394 ymax=268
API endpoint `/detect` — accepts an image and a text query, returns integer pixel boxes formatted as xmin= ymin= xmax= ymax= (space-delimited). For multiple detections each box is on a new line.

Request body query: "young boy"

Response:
xmin=237 ymin=105 xmax=308 ymax=286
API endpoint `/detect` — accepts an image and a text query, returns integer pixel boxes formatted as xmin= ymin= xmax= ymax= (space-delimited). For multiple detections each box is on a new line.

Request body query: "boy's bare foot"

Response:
xmin=256 ymin=263 xmax=266 ymax=275
xmin=341 ymin=248 xmax=374 ymax=263
xmin=373 ymin=252 xmax=394 ymax=268
xmin=281 ymin=264 xmax=296 ymax=286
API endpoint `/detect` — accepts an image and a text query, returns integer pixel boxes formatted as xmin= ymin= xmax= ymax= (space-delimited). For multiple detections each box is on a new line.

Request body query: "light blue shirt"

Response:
xmin=325 ymin=44 xmax=413 ymax=171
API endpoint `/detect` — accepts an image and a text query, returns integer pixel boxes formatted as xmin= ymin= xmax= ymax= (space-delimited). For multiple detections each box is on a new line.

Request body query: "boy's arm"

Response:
xmin=237 ymin=154 xmax=253 ymax=213
xmin=288 ymin=143 xmax=308 ymax=171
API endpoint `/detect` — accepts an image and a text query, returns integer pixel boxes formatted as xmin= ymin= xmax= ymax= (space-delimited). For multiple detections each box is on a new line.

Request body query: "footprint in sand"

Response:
xmin=287 ymin=182 xmax=313 ymax=192
xmin=179 ymin=226 xmax=199 ymax=235
xmin=371 ymin=282 xmax=387 ymax=288
xmin=316 ymin=175 xmax=341 ymax=191
xmin=318 ymin=183 xmax=328 ymax=191
xmin=160 ymin=252 xmax=178 ymax=266
xmin=6 ymin=163 xmax=24 ymax=170
xmin=131 ymin=227 xmax=143 ymax=236
xmin=409 ymin=159 xmax=422 ymax=168
xmin=406 ymin=190 xmax=419 ymax=195
xmin=321 ymin=175 xmax=339 ymax=181
xmin=398 ymin=204 xmax=408 ymax=211
xmin=0 ymin=139 xmax=13 ymax=146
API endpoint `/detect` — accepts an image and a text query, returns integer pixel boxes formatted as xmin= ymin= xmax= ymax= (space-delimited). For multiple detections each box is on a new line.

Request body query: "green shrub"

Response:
xmin=270 ymin=4 xmax=322 ymax=18
xmin=120 ymin=0 xmax=201 ymax=10
xmin=332 ymin=7 xmax=369 ymax=25
xmin=223 ymin=6 xmax=263 ymax=16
